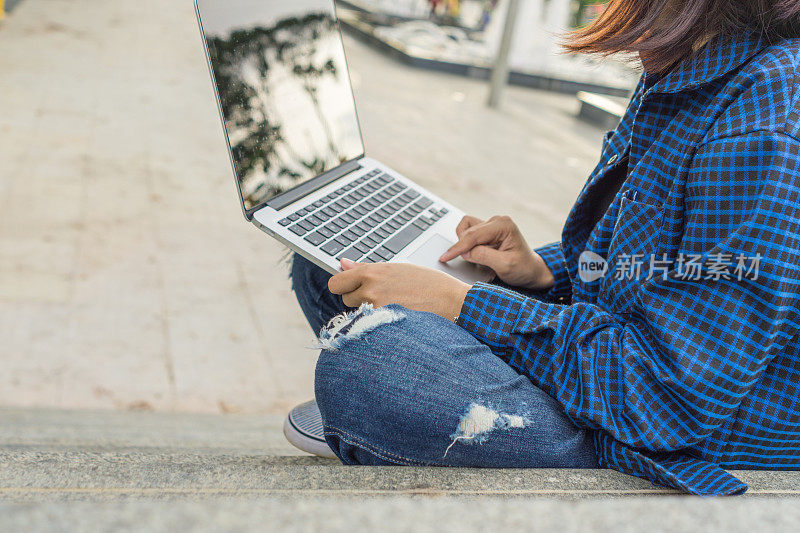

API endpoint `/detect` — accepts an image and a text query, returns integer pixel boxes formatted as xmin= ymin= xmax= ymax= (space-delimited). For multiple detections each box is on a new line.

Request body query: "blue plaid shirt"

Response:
xmin=458 ymin=31 xmax=800 ymax=495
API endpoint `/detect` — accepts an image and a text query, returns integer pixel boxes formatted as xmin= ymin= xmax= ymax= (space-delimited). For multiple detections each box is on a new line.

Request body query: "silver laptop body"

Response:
xmin=195 ymin=0 xmax=490 ymax=284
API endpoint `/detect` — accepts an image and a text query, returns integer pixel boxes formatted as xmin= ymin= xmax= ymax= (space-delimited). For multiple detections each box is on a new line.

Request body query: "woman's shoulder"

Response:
xmin=711 ymin=37 xmax=800 ymax=142
xmin=744 ymin=36 xmax=800 ymax=91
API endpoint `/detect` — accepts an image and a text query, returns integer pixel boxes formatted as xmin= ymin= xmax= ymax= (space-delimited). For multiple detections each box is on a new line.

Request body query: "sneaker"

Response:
xmin=283 ymin=399 xmax=337 ymax=459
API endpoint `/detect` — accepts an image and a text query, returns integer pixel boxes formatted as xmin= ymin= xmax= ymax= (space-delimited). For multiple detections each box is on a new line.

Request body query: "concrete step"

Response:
xmin=1 ymin=408 xmax=799 ymax=531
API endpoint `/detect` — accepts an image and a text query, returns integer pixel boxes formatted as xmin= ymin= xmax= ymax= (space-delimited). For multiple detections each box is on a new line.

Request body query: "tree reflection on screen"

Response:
xmin=207 ymin=12 xmax=363 ymax=210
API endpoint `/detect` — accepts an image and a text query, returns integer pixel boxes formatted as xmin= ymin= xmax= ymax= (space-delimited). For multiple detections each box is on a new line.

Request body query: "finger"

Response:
xmin=340 ymin=258 xmax=359 ymax=271
xmin=464 ymin=245 xmax=505 ymax=270
xmin=440 ymin=222 xmax=501 ymax=262
xmin=455 ymin=216 xmax=483 ymax=238
xmin=328 ymin=269 xmax=364 ymax=295
xmin=341 ymin=288 xmax=371 ymax=308
xmin=440 ymin=229 xmax=485 ymax=262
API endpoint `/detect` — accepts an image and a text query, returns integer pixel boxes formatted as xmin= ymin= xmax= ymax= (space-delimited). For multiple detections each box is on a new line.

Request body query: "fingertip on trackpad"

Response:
xmin=407 ymin=234 xmax=492 ymax=284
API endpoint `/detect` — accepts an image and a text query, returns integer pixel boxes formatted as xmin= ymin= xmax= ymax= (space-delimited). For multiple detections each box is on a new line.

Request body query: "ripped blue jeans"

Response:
xmin=291 ymin=254 xmax=598 ymax=468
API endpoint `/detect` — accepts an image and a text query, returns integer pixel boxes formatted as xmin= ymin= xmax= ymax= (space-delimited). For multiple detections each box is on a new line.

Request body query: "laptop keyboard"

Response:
xmin=277 ymin=169 xmax=448 ymax=263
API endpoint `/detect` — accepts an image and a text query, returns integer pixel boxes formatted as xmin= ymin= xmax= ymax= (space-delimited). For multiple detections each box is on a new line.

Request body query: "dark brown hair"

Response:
xmin=565 ymin=0 xmax=800 ymax=72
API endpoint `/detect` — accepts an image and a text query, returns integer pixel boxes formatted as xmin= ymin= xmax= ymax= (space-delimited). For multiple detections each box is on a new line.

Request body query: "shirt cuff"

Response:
xmin=456 ymin=282 xmax=548 ymax=358
xmin=533 ymin=242 xmax=572 ymax=303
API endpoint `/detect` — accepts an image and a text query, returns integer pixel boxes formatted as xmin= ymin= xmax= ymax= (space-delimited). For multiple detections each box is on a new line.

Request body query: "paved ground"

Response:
xmin=1 ymin=408 xmax=800 ymax=532
xmin=0 ymin=0 xmax=602 ymax=414
xmin=4 ymin=498 xmax=800 ymax=533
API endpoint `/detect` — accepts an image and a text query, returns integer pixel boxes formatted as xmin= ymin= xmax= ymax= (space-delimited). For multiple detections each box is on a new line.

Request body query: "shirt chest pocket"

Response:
xmin=600 ymin=193 xmax=664 ymax=314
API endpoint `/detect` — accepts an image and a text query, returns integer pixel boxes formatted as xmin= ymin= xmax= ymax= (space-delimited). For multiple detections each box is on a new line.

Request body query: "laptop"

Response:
xmin=195 ymin=0 xmax=491 ymax=284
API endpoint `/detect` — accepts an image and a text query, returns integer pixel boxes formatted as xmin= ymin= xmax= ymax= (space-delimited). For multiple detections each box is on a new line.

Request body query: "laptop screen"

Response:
xmin=198 ymin=0 xmax=365 ymax=212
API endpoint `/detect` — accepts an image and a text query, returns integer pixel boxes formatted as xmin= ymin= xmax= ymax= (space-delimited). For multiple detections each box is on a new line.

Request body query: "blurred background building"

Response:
xmin=335 ymin=0 xmax=635 ymax=94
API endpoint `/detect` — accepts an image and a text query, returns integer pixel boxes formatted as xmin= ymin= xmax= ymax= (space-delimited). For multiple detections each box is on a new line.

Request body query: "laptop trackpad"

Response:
xmin=406 ymin=234 xmax=493 ymax=285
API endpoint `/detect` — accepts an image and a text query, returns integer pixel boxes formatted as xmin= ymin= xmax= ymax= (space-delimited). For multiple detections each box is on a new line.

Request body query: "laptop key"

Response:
xmin=278 ymin=218 xmax=292 ymax=226
xmin=339 ymin=248 xmax=364 ymax=262
xmin=318 ymin=226 xmax=335 ymax=239
xmin=374 ymin=247 xmax=395 ymax=261
xmin=298 ymin=220 xmax=315 ymax=232
xmin=367 ymin=253 xmax=384 ymax=263
xmin=321 ymin=240 xmax=345 ymax=257
xmin=384 ymin=225 xmax=424 ymax=255
xmin=288 ymin=214 xmax=301 ymax=222
xmin=343 ymin=230 xmax=359 ymax=241
xmin=326 ymin=219 xmax=345 ymax=231
xmin=362 ymin=235 xmax=379 ymax=248
xmin=289 ymin=224 xmax=308 ymax=236
xmin=340 ymin=213 xmax=356 ymax=224
xmin=412 ymin=219 xmax=429 ymax=230
xmin=351 ymin=226 xmax=366 ymax=237
xmin=313 ymin=200 xmax=325 ymax=208
xmin=402 ymin=189 xmax=421 ymax=200
xmin=354 ymin=242 xmax=371 ymax=254
xmin=307 ymin=215 xmax=324 ymax=226
xmin=414 ymin=197 xmax=434 ymax=209
xmin=304 ymin=232 xmax=327 ymax=246
xmin=322 ymin=207 xmax=338 ymax=217
xmin=335 ymin=235 xmax=353 ymax=246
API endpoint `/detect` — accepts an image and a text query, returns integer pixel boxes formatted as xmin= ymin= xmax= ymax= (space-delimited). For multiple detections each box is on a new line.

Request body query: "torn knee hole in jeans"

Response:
xmin=315 ymin=303 xmax=405 ymax=351
xmin=444 ymin=403 xmax=532 ymax=458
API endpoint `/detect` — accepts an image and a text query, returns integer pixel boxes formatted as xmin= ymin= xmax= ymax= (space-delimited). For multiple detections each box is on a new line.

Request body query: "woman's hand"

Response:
xmin=439 ymin=215 xmax=555 ymax=290
xmin=328 ymin=259 xmax=471 ymax=321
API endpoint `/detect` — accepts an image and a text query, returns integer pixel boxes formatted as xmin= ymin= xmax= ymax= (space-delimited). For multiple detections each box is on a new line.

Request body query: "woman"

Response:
xmin=285 ymin=0 xmax=800 ymax=495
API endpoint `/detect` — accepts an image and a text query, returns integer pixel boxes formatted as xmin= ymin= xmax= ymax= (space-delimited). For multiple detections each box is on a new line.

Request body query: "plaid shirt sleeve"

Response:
xmin=532 ymin=242 xmax=572 ymax=303
xmin=458 ymin=131 xmax=800 ymax=494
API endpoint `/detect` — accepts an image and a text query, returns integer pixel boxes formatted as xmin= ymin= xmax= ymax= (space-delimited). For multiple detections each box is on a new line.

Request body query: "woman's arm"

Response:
xmin=459 ymin=130 xmax=800 ymax=451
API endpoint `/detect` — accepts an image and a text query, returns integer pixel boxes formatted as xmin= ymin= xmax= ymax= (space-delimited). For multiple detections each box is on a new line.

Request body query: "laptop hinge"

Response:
xmin=261 ymin=158 xmax=363 ymax=214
